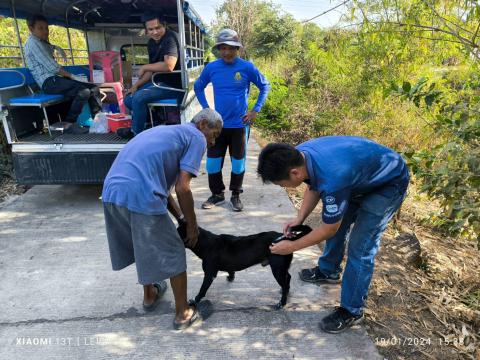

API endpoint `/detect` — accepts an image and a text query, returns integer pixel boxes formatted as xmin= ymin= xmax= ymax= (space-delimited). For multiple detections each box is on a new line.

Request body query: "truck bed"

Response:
xmin=17 ymin=132 xmax=127 ymax=144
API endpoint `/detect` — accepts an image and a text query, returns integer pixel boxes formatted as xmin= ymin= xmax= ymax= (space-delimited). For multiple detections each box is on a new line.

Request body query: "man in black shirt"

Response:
xmin=119 ymin=14 xmax=182 ymax=139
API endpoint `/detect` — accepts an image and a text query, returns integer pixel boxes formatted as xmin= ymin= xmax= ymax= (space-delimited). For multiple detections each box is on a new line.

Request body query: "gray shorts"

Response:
xmin=103 ymin=203 xmax=186 ymax=285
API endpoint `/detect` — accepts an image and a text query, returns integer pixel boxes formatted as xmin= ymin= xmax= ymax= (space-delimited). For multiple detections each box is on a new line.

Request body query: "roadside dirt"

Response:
xmin=0 ymin=178 xmax=28 ymax=204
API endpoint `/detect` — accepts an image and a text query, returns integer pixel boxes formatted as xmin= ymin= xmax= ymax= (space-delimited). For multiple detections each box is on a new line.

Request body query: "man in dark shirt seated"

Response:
xmin=118 ymin=14 xmax=182 ymax=139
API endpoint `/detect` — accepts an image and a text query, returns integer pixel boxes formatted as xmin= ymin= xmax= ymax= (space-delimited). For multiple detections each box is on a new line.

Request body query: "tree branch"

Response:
xmin=472 ymin=21 xmax=480 ymax=44
xmin=421 ymin=0 xmax=474 ymax=36
xmin=302 ymin=0 xmax=351 ymax=23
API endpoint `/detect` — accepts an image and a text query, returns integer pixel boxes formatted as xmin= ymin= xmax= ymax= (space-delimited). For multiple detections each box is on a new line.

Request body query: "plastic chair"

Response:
xmin=89 ymin=51 xmax=123 ymax=83
xmin=88 ymin=51 xmax=126 ymax=113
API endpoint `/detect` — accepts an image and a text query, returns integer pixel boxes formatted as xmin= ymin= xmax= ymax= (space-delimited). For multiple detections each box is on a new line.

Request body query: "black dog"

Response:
xmin=178 ymin=224 xmax=312 ymax=309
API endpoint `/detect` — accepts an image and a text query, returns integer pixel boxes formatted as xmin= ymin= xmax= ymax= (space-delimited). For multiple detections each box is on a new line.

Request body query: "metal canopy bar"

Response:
xmin=93 ymin=23 xmax=144 ymax=28
xmin=10 ymin=0 xmax=25 ymax=66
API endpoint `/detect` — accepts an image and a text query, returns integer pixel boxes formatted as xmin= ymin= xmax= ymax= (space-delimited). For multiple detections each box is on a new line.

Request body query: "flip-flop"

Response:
xmin=143 ymin=281 xmax=168 ymax=312
xmin=173 ymin=300 xmax=213 ymax=330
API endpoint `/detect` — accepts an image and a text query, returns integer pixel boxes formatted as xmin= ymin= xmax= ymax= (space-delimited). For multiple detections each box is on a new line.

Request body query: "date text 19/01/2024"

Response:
xmin=375 ymin=337 xmax=461 ymax=347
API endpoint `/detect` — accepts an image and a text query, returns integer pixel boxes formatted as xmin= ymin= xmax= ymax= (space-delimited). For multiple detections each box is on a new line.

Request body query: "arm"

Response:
xmin=297 ymin=188 xmax=321 ymax=223
xmin=243 ymin=64 xmax=270 ymax=124
xmin=167 ymin=194 xmax=184 ymax=223
xmin=30 ymin=39 xmax=61 ymax=75
xmin=175 ymin=170 xmax=198 ymax=247
xmin=271 ymin=221 xmax=342 ymax=255
xmin=127 ymin=71 xmax=152 ymax=94
xmin=283 ymin=188 xmax=321 ymax=234
xmin=58 ymin=67 xmax=73 ymax=79
xmin=141 ymin=55 xmax=177 ymax=73
xmin=250 ymin=65 xmax=270 ymax=113
xmin=193 ymin=66 xmax=211 ymax=109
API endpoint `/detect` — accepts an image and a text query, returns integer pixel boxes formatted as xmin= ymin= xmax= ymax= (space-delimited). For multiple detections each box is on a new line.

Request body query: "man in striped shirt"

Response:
xmin=24 ymin=14 xmax=102 ymax=123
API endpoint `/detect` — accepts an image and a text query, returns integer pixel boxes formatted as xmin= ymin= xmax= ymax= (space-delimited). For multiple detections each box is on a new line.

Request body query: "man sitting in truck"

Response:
xmin=24 ymin=14 xmax=102 ymax=129
xmin=117 ymin=13 xmax=182 ymax=140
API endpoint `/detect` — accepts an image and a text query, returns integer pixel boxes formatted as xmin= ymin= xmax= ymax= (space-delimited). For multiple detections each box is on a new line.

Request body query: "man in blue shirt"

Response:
xmin=102 ymin=109 xmax=222 ymax=329
xmin=257 ymin=136 xmax=409 ymax=333
xmin=194 ymin=29 xmax=270 ymax=211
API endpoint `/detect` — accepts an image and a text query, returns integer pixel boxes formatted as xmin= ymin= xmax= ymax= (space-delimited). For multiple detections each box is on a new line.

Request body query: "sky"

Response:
xmin=187 ymin=0 xmax=350 ymax=28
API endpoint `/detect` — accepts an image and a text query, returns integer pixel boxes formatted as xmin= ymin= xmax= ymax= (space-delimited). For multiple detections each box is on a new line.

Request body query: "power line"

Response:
xmin=301 ymin=0 xmax=351 ymax=23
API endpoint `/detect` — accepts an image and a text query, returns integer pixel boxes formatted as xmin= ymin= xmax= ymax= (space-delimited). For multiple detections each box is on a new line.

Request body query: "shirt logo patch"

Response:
xmin=326 ymin=204 xmax=339 ymax=213
xmin=234 ymin=72 xmax=242 ymax=81
xmin=325 ymin=196 xmax=335 ymax=204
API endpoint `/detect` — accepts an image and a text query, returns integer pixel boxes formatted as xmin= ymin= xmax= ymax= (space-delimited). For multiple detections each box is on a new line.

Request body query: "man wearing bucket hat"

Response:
xmin=194 ymin=29 xmax=270 ymax=212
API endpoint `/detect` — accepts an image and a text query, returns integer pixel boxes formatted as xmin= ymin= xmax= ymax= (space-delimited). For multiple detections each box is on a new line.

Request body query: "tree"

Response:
xmin=214 ymin=0 xmax=259 ymax=56
xmin=250 ymin=5 xmax=296 ymax=59
xmin=349 ymin=0 xmax=480 ymax=59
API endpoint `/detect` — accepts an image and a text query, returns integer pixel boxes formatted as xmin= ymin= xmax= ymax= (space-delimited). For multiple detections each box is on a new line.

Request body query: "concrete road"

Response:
xmin=0 ymin=136 xmax=381 ymax=360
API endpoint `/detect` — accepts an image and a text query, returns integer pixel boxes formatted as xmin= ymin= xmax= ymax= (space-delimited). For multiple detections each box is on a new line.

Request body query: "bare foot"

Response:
xmin=174 ymin=306 xmax=195 ymax=324
xmin=143 ymin=285 xmax=158 ymax=306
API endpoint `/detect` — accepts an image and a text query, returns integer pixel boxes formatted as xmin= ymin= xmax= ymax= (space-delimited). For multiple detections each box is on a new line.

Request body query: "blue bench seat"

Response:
xmin=9 ymin=93 xmax=64 ymax=105
xmin=149 ymin=98 xmax=177 ymax=105
xmin=0 ymin=66 xmax=90 ymax=136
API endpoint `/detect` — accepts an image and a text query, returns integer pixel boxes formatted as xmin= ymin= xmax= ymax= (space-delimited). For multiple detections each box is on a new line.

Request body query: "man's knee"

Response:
xmin=124 ymin=94 xmax=133 ymax=109
xmin=91 ymin=86 xmax=100 ymax=97
xmin=231 ymin=158 xmax=246 ymax=174
xmin=131 ymin=93 xmax=149 ymax=108
xmin=77 ymin=88 xmax=91 ymax=100
xmin=206 ymin=157 xmax=223 ymax=174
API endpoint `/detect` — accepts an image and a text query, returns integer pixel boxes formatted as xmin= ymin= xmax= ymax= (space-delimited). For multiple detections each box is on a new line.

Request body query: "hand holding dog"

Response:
xmin=185 ymin=223 xmax=199 ymax=248
xmin=283 ymin=217 xmax=303 ymax=236
xmin=270 ymin=240 xmax=296 ymax=255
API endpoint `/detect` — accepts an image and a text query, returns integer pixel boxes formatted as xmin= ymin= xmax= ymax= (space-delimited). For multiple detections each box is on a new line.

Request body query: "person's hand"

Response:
xmin=242 ymin=110 xmax=257 ymax=125
xmin=185 ymin=222 xmax=199 ymax=248
xmin=283 ymin=217 xmax=303 ymax=236
xmin=270 ymin=240 xmax=296 ymax=255
xmin=125 ymin=84 xmax=138 ymax=95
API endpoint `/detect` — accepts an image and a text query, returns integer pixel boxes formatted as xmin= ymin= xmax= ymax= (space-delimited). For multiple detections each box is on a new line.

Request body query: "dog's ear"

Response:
xmin=289 ymin=225 xmax=312 ymax=238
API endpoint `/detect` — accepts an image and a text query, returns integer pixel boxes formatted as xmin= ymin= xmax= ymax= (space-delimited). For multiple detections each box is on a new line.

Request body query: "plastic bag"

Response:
xmin=89 ymin=112 xmax=108 ymax=133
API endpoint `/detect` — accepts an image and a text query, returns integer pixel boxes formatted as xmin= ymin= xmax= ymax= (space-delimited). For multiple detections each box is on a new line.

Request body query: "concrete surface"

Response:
xmin=0 ymin=137 xmax=382 ymax=360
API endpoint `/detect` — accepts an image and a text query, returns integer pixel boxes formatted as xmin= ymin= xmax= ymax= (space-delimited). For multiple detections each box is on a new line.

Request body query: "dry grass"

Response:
xmin=0 ymin=178 xmax=28 ymax=204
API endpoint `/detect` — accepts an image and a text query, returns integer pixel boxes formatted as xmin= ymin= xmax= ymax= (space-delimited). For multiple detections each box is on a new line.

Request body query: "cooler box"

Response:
xmin=107 ymin=113 xmax=132 ymax=132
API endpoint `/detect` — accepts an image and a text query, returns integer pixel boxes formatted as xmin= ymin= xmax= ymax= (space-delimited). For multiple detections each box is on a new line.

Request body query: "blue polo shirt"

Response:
xmin=296 ymin=136 xmax=409 ymax=224
xmin=194 ymin=57 xmax=270 ymax=128
xmin=102 ymin=123 xmax=206 ymax=215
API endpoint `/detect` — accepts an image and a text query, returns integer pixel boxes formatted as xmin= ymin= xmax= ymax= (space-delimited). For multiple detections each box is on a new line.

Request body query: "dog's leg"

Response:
xmin=194 ymin=273 xmax=216 ymax=304
xmin=269 ymin=255 xmax=291 ymax=309
xmin=279 ymin=272 xmax=292 ymax=307
xmin=226 ymin=271 xmax=235 ymax=282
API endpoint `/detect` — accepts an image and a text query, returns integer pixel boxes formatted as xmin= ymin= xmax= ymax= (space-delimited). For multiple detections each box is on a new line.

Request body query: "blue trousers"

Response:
xmin=318 ymin=179 xmax=409 ymax=316
xmin=124 ymin=82 xmax=181 ymax=135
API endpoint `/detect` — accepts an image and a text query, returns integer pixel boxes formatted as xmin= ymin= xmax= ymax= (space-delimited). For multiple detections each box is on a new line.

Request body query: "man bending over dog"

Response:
xmin=257 ymin=136 xmax=409 ymax=333
xmin=102 ymin=109 xmax=222 ymax=330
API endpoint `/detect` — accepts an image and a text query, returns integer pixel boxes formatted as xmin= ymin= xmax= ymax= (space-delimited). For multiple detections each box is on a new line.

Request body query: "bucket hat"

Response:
xmin=214 ymin=29 xmax=243 ymax=48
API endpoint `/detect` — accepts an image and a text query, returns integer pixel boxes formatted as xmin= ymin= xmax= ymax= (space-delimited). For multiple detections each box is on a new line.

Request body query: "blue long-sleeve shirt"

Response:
xmin=194 ymin=57 xmax=270 ymax=128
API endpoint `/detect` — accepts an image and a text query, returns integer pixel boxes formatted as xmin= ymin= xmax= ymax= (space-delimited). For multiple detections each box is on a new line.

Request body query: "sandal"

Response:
xmin=173 ymin=300 xmax=213 ymax=330
xmin=142 ymin=281 xmax=168 ymax=312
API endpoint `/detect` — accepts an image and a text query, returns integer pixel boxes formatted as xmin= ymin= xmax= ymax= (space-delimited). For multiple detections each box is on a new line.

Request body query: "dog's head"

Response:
xmin=177 ymin=222 xmax=190 ymax=247
xmin=272 ymin=224 xmax=312 ymax=243
xmin=176 ymin=222 xmax=211 ymax=250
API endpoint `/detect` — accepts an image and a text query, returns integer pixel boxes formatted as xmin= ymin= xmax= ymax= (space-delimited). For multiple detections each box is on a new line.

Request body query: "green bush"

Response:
xmin=249 ymin=75 xmax=291 ymax=133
